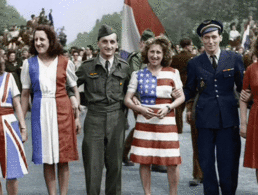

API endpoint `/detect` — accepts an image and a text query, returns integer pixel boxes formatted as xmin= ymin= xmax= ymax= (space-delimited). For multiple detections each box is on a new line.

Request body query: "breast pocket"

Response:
xmin=223 ymin=70 xmax=234 ymax=78
xmin=86 ymin=74 xmax=104 ymax=93
xmin=111 ymin=71 xmax=127 ymax=93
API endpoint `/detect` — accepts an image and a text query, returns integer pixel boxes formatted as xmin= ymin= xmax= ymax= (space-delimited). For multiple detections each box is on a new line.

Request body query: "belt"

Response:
xmin=88 ymin=102 xmax=122 ymax=112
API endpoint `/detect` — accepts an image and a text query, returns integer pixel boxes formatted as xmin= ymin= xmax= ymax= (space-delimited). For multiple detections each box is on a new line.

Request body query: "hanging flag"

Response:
xmin=121 ymin=0 xmax=165 ymax=60
xmin=242 ymin=24 xmax=250 ymax=50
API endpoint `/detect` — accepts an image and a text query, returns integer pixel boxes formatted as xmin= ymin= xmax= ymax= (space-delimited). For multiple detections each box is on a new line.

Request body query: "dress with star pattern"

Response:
xmin=127 ymin=67 xmax=182 ymax=165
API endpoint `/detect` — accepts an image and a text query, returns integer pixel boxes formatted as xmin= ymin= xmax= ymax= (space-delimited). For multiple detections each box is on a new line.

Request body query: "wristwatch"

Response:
xmin=166 ymin=105 xmax=171 ymax=112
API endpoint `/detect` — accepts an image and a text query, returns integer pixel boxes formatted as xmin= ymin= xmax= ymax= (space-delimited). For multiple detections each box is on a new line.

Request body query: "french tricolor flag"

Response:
xmin=121 ymin=0 xmax=165 ymax=60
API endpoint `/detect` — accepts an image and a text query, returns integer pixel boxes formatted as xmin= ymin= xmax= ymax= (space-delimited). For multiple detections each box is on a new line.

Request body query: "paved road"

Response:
xmin=2 ymin=110 xmax=258 ymax=195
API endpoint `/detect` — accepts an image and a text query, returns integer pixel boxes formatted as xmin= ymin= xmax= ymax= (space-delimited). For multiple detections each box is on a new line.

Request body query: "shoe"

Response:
xmin=151 ymin=165 xmax=167 ymax=173
xmin=123 ymin=159 xmax=134 ymax=166
xmin=189 ymin=178 xmax=201 ymax=186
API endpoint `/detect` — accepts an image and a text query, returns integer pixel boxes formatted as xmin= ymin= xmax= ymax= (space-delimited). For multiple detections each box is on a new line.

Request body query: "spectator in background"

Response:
xmin=26 ymin=14 xmax=38 ymax=30
xmin=72 ymin=50 xmax=81 ymax=70
xmin=5 ymin=50 xmax=23 ymax=92
xmin=82 ymin=45 xmax=94 ymax=61
xmin=49 ymin=9 xmax=54 ymax=26
xmin=21 ymin=47 xmax=30 ymax=62
xmin=8 ymin=24 xmax=20 ymax=50
xmin=229 ymin=22 xmax=241 ymax=50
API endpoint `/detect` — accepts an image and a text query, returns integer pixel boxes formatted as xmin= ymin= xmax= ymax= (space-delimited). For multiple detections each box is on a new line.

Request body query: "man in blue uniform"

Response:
xmin=184 ymin=20 xmax=244 ymax=194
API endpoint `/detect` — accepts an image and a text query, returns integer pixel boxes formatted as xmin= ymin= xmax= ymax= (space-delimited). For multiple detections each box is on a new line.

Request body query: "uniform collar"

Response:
xmin=206 ymin=48 xmax=221 ymax=60
xmin=99 ymin=54 xmax=114 ymax=69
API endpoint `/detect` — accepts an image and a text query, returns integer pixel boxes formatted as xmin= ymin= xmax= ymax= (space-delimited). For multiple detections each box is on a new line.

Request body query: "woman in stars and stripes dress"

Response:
xmin=0 ymin=56 xmax=28 ymax=195
xmin=124 ymin=36 xmax=185 ymax=195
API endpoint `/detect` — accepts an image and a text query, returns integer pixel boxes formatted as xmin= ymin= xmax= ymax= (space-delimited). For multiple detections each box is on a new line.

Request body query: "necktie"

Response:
xmin=105 ymin=60 xmax=110 ymax=76
xmin=210 ymin=55 xmax=217 ymax=70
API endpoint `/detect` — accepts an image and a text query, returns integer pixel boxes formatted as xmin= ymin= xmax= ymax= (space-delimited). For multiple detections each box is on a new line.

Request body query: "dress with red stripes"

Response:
xmin=0 ymin=72 xmax=28 ymax=179
xmin=128 ymin=67 xmax=182 ymax=166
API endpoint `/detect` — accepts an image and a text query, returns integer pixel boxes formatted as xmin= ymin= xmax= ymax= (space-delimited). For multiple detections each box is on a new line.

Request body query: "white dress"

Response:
xmin=21 ymin=56 xmax=79 ymax=164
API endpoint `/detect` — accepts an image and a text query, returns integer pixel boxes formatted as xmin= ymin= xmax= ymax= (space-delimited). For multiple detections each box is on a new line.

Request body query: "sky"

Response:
xmin=7 ymin=0 xmax=124 ymax=43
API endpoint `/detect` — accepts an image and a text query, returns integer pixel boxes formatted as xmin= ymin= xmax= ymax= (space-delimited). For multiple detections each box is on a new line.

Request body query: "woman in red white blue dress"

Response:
xmin=0 ymin=56 xmax=28 ymax=195
xmin=124 ymin=36 xmax=185 ymax=195
xmin=21 ymin=25 xmax=80 ymax=195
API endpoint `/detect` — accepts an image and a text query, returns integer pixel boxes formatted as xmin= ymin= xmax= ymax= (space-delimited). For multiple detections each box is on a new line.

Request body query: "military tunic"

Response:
xmin=76 ymin=55 xmax=130 ymax=195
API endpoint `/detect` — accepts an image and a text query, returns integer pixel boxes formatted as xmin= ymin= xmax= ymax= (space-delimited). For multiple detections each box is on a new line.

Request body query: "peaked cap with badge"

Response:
xmin=197 ymin=19 xmax=223 ymax=37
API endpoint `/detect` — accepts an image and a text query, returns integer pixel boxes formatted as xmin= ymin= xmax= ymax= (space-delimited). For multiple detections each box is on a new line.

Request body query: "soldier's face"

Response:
xmin=201 ymin=30 xmax=222 ymax=55
xmin=98 ymin=33 xmax=118 ymax=60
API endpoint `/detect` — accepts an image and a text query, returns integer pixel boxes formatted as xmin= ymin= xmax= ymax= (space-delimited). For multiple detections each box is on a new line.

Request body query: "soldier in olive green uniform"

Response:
xmin=76 ymin=24 xmax=130 ymax=195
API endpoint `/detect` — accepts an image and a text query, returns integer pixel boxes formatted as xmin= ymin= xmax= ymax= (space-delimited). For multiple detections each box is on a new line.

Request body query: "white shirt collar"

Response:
xmin=99 ymin=54 xmax=114 ymax=72
xmin=206 ymin=48 xmax=221 ymax=61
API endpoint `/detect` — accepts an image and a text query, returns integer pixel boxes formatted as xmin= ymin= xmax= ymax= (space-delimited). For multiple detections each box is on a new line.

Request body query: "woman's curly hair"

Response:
xmin=141 ymin=35 xmax=173 ymax=67
xmin=252 ymin=37 xmax=258 ymax=58
xmin=30 ymin=25 xmax=63 ymax=57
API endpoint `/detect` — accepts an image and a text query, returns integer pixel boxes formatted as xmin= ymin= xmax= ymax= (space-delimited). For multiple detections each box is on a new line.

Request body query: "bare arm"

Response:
xmin=13 ymin=95 xmax=27 ymax=142
xmin=21 ymin=89 xmax=30 ymax=118
xmin=239 ymin=98 xmax=248 ymax=138
xmin=70 ymin=86 xmax=81 ymax=134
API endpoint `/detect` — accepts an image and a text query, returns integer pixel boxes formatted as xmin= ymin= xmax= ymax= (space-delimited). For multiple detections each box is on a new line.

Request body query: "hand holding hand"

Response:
xmin=132 ymin=96 xmax=141 ymax=105
xmin=240 ymin=89 xmax=252 ymax=102
xmin=140 ymin=107 xmax=157 ymax=119
xmin=172 ymin=88 xmax=183 ymax=99
xmin=156 ymin=107 xmax=170 ymax=119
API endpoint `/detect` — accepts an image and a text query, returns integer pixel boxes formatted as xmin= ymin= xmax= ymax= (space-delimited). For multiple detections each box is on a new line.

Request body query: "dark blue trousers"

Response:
xmin=198 ymin=127 xmax=241 ymax=195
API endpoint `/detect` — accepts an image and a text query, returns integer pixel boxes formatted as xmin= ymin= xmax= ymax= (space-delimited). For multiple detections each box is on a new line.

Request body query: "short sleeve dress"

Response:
xmin=128 ymin=67 xmax=182 ymax=165
xmin=21 ymin=55 xmax=79 ymax=165
xmin=0 ymin=72 xmax=28 ymax=179
xmin=242 ymin=62 xmax=258 ymax=168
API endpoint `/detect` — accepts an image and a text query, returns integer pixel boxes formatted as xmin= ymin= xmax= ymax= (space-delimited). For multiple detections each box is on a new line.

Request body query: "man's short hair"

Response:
xmin=180 ymin=38 xmax=192 ymax=48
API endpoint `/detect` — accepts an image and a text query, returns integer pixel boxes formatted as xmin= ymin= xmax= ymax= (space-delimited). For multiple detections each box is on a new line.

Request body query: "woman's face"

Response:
xmin=0 ymin=58 xmax=5 ymax=75
xmin=34 ymin=30 xmax=50 ymax=55
xmin=8 ymin=53 xmax=16 ymax=62
xmin=147 ymin=44 xmax=163 ymax=66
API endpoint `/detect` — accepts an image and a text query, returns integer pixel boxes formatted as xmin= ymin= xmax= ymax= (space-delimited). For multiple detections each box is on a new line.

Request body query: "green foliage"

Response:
xmin=0 ymin=0 xmax=26 ymax=34
xmin=71 ymin=0 xmax=258 ymax=49
xmin=69 ymin=12 xmax=122 ymax=49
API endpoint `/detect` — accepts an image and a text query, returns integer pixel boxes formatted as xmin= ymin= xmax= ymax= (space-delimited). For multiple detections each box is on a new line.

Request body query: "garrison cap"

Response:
xmin=197 ymin=20 xmax=223 ymax=37
xmin=141 ymin=29 xmax=155 ymax=42
xmin=98 ymin=24 xmax=116 ymax=41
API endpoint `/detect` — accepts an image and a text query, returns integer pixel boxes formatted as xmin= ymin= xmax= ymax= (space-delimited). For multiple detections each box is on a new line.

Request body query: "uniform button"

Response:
xmin=215 ymin=85 xmax=217 ymax=87
xmin=215 ymin=90 xmax=218 ymax=92
xmin=214 ymin=79 xmax=217 ymax=82
xmin=216 ymin=95 xmax=219 ymax=97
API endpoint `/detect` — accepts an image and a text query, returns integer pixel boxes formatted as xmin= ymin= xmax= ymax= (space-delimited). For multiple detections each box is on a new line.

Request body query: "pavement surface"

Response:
xmin=2 ymin=109 xmax=258 ymax=195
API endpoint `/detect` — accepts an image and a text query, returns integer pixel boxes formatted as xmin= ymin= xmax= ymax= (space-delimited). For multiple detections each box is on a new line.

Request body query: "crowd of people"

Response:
xmin=1 ymin=9 xmax=258 ymax=195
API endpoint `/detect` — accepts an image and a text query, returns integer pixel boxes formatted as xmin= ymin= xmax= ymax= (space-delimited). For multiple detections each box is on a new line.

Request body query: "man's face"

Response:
xmin=9 ymin=53 xmax=16 ymax=62
xmin=97 ymin=33 xmax=118 ymax=59
xmin=201 ymin=30 xmax=222 ymax=55
xmin=73 ymin=52 xmax=79 ymax=61
xmin=85 ymin=47 xmax=92 ymax=55
xmin=186 ymin=42 xmax=193 ymax=52
xmin=22 ymin=50 xmax=29 ymax=59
